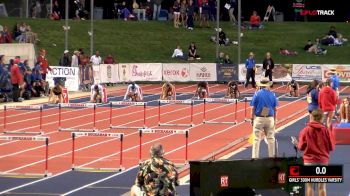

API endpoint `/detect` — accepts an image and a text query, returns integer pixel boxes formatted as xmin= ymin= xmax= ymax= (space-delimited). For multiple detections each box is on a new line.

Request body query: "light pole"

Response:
xmin=90 ymin=0 xmax=94 ymax=56
xmin=215 ymin=0 xmax=220 ymax=58
xmin=65 ymin=0 xmax=68 ymax=50
xmin=237 ymin=0 xmax=241 ymax=65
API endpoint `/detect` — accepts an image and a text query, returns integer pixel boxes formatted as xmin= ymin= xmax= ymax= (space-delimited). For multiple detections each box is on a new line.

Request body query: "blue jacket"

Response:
xmin=330 ymin=74 xmax=340 ymax=91
xmin=308 ymin=88 xmax=319 ymax=112
xmin=250 ymin=89 xmax=278 ymax=116
xmin=245 ymin=58 xmax=255 ymax=69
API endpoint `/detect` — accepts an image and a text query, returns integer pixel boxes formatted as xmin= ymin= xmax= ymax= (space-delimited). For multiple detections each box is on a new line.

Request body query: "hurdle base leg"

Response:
xmin=3 ymin=131 xmax=43 ymax=135
xmin=0 ymin=172 xmax=52 ymax=178
xmin=59 ymin=128 xmax=97 ymax=132
xmin=203 ymin=121 xmax=237 ymax=125
xmin=158 ymin=123 xmax=194 ymax=127
xmin=244 ymin=118 xmax=252 ymax=122
xmin=110 ymin=125 xmax=146 ymax=129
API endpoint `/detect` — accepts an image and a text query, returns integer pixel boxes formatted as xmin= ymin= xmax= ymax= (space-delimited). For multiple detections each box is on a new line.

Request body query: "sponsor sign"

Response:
xmin=238 ymin=64 xmax=292 ymax=82
xmin=99 ymin=64 xmax=119 ymax=83
xmin=47 ymin=66 xmax=79 ymax=91
xmin=322 ymin=65 xmax=350 ymax=82
xmin=190 ymin=63 xmax=217 ymax=81
xmin=216 ymin=64 xmax=239 ymax=81
xmin=220 ymin=176 xmax=229 ymax=187
xmin=124 ymin=63 xmax=162 ymax=81
xmin=162 ymin=63 xmax=190 ymax=82
xmin=119 ymin=64 xmax=131 ymax=82
xmin=292 ymin=64 xmax=322 ymax=81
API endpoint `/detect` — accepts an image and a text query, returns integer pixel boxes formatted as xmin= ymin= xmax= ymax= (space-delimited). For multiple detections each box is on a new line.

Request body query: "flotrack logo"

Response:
xmin=300 ymin=10 xmax=335 ymax=16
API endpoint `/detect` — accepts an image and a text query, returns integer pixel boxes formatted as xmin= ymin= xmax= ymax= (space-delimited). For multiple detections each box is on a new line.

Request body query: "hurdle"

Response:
xmin=203 ymin=98 xmax=238 ymax=124
xmin=158 ymin=100 xmax=194 ymax=127
xmin=109 ymin=101 xmax=147 ymax=129
xmin=244 ymin=97 xmax=253 ymax=122
xmin=71 ymin=132 xmax=124 ymax=172
xmin=0 ymin=135 xmax=51 ymax=178
xmin=138 ymin=128 xmax=189 ymax=165
xmin=58 ymin=103 xmax=98 ymax=132
xmin=3 ymin=105 xmax=43 ymax=135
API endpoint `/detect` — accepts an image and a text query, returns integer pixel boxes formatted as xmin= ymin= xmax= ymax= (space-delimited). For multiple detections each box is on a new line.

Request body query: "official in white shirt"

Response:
xmin=90 ymin=51 xmax=102 ymax=65
xmin=171 ymin=45 xmax=187 ymax=60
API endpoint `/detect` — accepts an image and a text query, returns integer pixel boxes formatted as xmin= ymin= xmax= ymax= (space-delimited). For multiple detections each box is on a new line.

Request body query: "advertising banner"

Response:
xmin=118 ymin=64 xmax=131 ymax=82
xmin=99 ymin=64 xmax=119 ymax=83
xmin=162 ymin=63 xmax=190 ymax=82
xmin=126 ymin=63 xmax=162 ymax=81
xmin=322 ymin=65 xmax=350 ymax=82
xmin=216 ymin=64 xmax=239 ymax=81
xmin=238 ymin=64 xmax=292 ymax=82
xmin=292 ymin=64 xmax=322 ymax=81
xmin=189 ymin=63 xmax=217 ymax=81
xmin=47 ymin=66 xmax=79 ymax=91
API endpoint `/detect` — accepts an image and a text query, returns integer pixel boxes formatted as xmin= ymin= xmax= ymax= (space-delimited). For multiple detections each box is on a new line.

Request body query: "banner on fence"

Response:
xmin=189 ymin=63 xmax=217 ymax=81
xmin=47 ymin=66 xmax=79 ymax=91
xmin=292 ymin=64 xmax=322 ymax=81
xmin=93 ymin=65 xmax=100 ymax=84
xmin=121 ymin=63 xmax=162 ymax=81
xmin=216 ymin=64 xmax=239 ymax=81
xmin=322 ymin=65 xmax=350 ymax=82
xmin=162 ymin=63 xmax=190 ymax=82
xmin=99 ymin=64 xmax=119 ymax=83
xmin=238 ymin=64 xmax=292 ymax=82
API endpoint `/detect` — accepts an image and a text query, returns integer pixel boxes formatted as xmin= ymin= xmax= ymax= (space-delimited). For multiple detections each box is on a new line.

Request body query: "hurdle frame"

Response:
xmin=109 ymin=101 xmax=147 ymax=129
xmin=71 ymin=132 xmax=124 ymax=172
xmin=58 ymin=103 xmax=98 ymax=132
xmin=203 ymin=98 xmax=238 ymax=124
xmin=0 ymin=135 xmax=51 ymax=178
xmin=244 ymin=97 xmax=253 ymax=122
xmin=138 ymin=128 xmax=189 ymax=164
xmin=3 ymin=105 xmax=43 ymax=135
xmin=158 ymin=100 xmax=194 ymax=127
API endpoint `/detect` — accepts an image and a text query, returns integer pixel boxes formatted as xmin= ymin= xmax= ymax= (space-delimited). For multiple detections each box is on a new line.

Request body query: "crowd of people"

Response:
xmin=0 ymin=22 xmax=38 ymax=44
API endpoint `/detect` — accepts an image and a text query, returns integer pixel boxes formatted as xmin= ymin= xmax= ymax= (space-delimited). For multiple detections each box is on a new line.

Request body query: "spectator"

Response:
xmin=0 ymin=55 xmax=12 ymax=102
xmin=291 ymin=109 xmax=334 ymax=196
xmin=216 ymin=52 xmax=225 ymax=64
xmin=133 ymin=0 xmax=146 ymax=21
xmin=244 ymin=52 xmax=256 ymax=88
xmin=37 ymin=48 xmax=51 ymax=81
xmin=228 ymin=0 xmax=237 ymax=25
xmin=51 ymin=1 xmax=61 ymax=20
xmin=262 ymin=52 xmax=274 ymax=87
xmin=188 ymin=42 xmax=200 ymax=60
xmin=22 ymin=60 xmax=33 ymax=100
xmin=339 ymin=98 xmax=350 ymax=123
xmin=173 ymin=0 xmax=181 ymax=28
xmin=250 ymin=77 xmax=278 ymax=158
xmin=328 ymin=26 xmax=337 ymax=39
xmin=307 ymin=80 xmax=320 ymax=114
xmin=200 ymin=0 xmax=210 ymax=28
xmin=180 ymin=0 xmax=187 ymax=27
xmin=15 ymin=22 xmax=27 ymax=42
xmin=71 ymin=51 xmax=80 ymax=67
xmin=152 ymin=0 xmax=163 ymax=20
xmin=187 ymin=0 xmax=195 ymax=30
xmin=318 ymin=79 xmax=337 ymax=129
xmin=171 ymin=45 xmax=187 ymax=60
xmin=32 ymin=62 xmax=46 ymax=97
xmin=329 ymin=68 xmax=340 ymax=96
xmin=211 ymin=28 xmax=230 ymax=46
xmin=104 ymin=54 xmax=116 ymax=64
xmin=208 ymin=0 xmax=216 ymax=21
xmin=224 ymin=54 xmax=232 ymax=64
xmin=304 ymin=40 xmax=314 ymax=52
xmin=130 ymin=144 xmax=179 ymax=196
xmin=90 ymin=50 xmax=102 ymax=65
xmin=11 ymin=61 xmax=24 ymax=102
xmin=59 ymin=50 xmax=71 ymax=67
xmin=0 ymin=26 xmax=12 ymax=43
xmin=250 ymin=11 xmax=262 ymax=29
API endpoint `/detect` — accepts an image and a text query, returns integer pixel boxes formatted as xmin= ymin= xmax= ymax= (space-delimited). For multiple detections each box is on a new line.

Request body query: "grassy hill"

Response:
xmin=1 ymin=17 xmax=350 ymax=65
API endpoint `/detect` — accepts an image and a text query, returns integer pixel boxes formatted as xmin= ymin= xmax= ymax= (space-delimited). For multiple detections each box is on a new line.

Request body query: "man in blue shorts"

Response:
xmin=250 ymin=77 xmax=278 ymax=159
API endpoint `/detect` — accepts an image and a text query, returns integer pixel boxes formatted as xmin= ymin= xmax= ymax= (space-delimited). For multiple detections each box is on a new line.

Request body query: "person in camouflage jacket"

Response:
xmin=131 ymin=144 xmax=179 ymax=196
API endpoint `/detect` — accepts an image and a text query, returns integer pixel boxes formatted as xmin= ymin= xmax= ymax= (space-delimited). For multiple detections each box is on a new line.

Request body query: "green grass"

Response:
xmin=2 ymin=17 xmax=350 ymax=64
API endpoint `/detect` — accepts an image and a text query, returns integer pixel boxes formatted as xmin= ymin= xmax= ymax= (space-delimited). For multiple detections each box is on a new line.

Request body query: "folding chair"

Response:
xmin=263 ymin=5 xmax=275 ymax=22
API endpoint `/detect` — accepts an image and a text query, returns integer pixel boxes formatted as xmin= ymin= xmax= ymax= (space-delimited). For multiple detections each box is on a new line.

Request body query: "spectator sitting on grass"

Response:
xmin=216 ymin=52 xmax=225 ymax=64
xmin=304 ymin=40 xmax=314 ymax=52
xmin=210 ymin=28 xmax=230 ymax=46
xmin=171 ymin=45 xmax=187 ymax=60
xmin=0 ymin=26 xmax=12 ymax=43
xmin=224 ymin=54 xmax=232 ymax=64
xmin=188 ymin=42 xmax=201 ymax=60
xmin=51 ymin=1 xmax=61 ymax=20
xmin=250 ymin=11 xmax=262 ymax=29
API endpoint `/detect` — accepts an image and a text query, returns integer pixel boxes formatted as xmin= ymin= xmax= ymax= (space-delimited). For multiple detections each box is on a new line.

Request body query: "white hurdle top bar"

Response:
xmin=73 ymin=132 xmax=124 ymax=138
xmin=4 ymin=105 xmax=42 ymax=109
xmin=0 ymin=135 xmax=48 ymax=141
xmin=110 ymin=101 xmax=146 ymax=106
xmin=204 ymin=98 xmax=237 ymax=103
xmin=159 ymin=100 xmax=192 ymax=104
xmin=59 ymin=103 xmax=96 ymax=108
xmin=140 ymin=128 xmax=189 ymax=134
